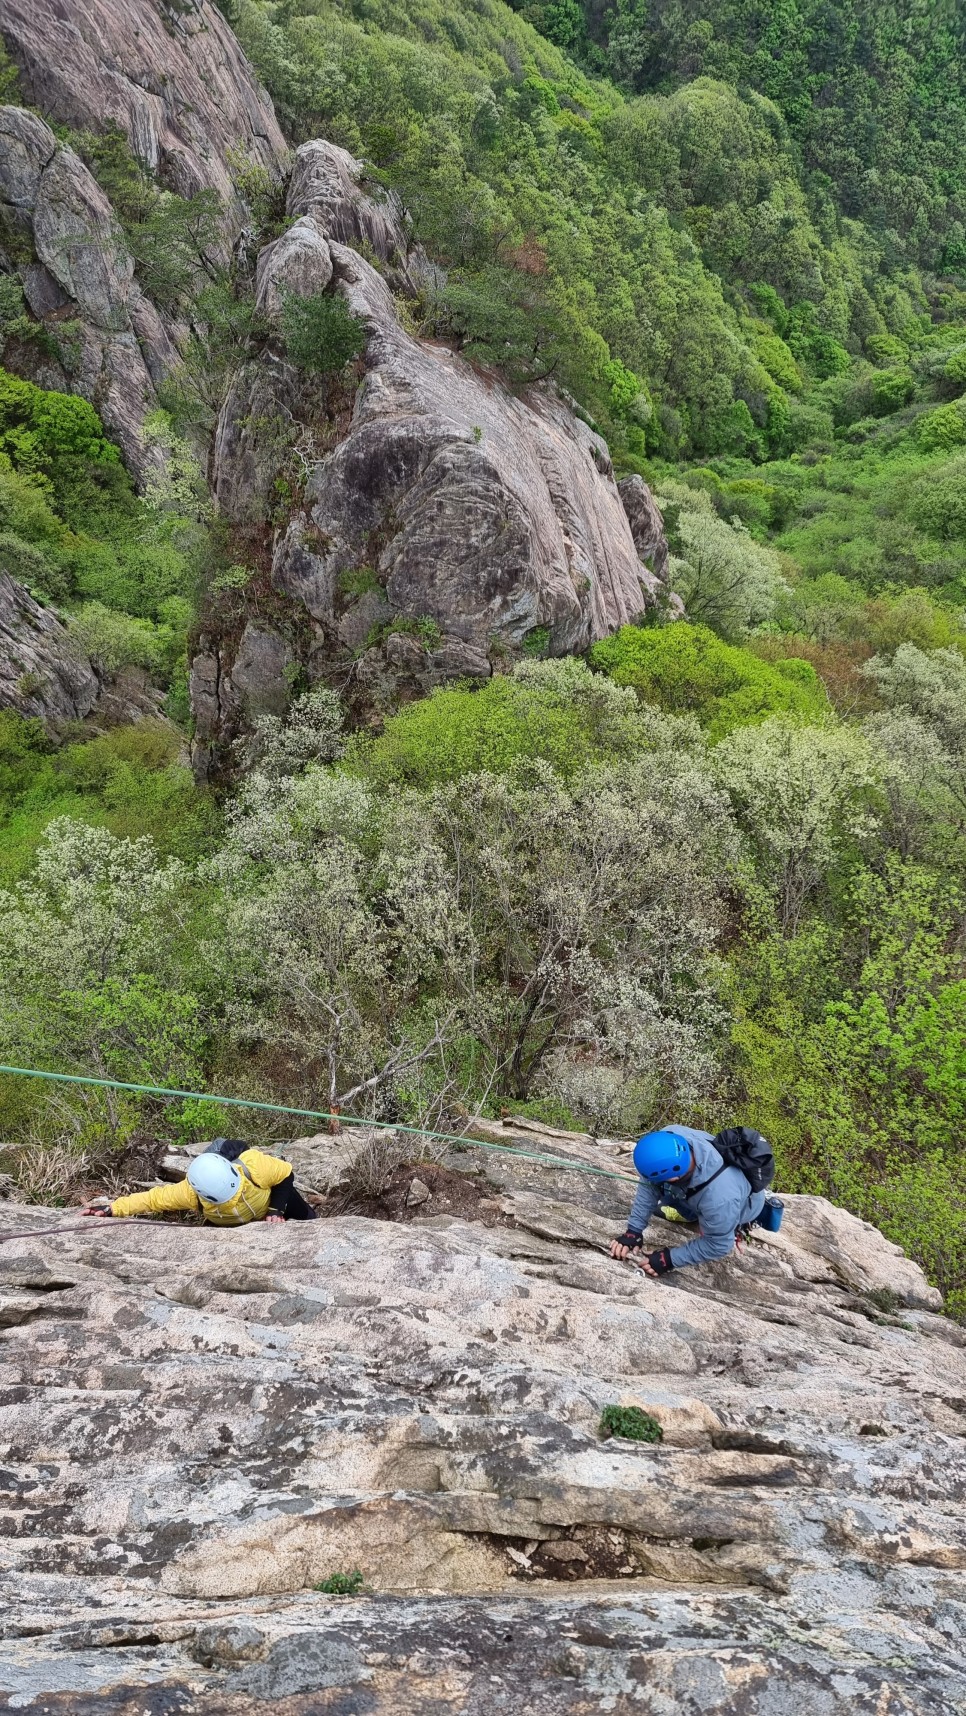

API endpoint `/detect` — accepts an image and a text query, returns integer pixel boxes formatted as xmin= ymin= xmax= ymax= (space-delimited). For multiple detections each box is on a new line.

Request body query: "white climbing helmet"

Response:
xmin=186 ymin=1153 xmax=242 ymax=1205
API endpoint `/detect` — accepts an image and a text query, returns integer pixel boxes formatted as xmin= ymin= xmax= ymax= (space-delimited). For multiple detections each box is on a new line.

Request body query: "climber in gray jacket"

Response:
xmin=611 ymin=1126 xmax=767 ymax=1276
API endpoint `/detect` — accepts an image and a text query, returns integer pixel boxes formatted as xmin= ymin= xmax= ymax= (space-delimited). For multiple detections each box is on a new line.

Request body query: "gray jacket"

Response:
xmin=628 ymin=1125 xmax=766 ymax=1268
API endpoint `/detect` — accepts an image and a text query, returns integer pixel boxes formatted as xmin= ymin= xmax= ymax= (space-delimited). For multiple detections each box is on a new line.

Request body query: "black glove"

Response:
xmin=647 ymin=1247 xmax=675 ymax=1275
xmin=615 ymin=1228 xmax=644 ymax=1251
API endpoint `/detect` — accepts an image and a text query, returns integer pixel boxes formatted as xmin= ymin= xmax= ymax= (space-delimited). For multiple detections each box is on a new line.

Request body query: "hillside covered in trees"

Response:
xmin=1 ymin=0 xmax=966 ymax=1311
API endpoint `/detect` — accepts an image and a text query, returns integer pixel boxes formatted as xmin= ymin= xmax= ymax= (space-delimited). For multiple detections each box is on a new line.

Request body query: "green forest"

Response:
xmin=2 ymin=0 xmax=966 ymax=1309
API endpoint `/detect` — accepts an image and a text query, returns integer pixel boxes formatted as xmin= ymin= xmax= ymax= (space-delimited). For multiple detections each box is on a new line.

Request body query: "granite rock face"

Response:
xmin=196 ymin=142 xmax=669 ymax=769
xmin=0 ymin=0 xmax=286 ymax=481
xmin=0 ymin=1119 xmax=962 ymax=1712
xmin=0 ymin=568 xmax=98 ymax=728
xmin=0 ymin=0 xmax=286 ymax=208
xmin=0 ymin=106 xmax=173 ymax=479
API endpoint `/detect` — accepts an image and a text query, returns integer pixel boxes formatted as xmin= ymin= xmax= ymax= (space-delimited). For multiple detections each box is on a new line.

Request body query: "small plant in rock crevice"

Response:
xmin=314 ymin=1569 xmax=366 ymax=1595
xmin=598 ymin=1405 xmax=663 ymax=1443
xmin=865 ymin=1287 xmax=900 ymax=1315
xmin=338 ymin=565 xmax=383 ymax=599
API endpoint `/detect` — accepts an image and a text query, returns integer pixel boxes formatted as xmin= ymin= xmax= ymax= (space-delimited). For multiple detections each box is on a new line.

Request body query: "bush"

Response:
xmin=280 ymin=290 xmax=367 ymax=376
xmin=314 ymin=1570 xmax=365 ymax=1595
xmin=599 ymin=1405 xmax=663 ymax=1443
xmin=66 ymin=603 xmax=163 ymax=677
xmin=907 ymin=457 xmax=966 ymax=540
xmin=917 ymin=401 xmax=966 ymax=452
xmin=590 ymin=624 xmax=826 ymax=740
xmin=346 ymin=657 xmax=654 ymax=785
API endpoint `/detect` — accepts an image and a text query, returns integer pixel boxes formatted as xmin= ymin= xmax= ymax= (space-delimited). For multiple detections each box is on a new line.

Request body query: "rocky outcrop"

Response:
xmin=0 ymin=106 xmax=177 ymax=478
xmin=0 ymin=0 xmax=287 ymax=480
xmin=195 ymin=144 xmax=669 ymax=769
xmin=618 ymin=473 xmax=670 ymax=585
xmin=0 ymin=1118 xmax=962 ymax=1711
xmin=0 ymin=568 xmax=98 ymax=727
xmin=0 ymin=0 xmax=286 ymax=207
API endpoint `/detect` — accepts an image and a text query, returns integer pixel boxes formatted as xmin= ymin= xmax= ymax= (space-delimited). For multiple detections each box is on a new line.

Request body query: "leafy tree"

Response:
xmin=666 ymin=506 xmax=789 ymax=639
xmin=0 ymin=820 xmax=200 ymax=1144
xmin=280 ymin=289 xmax=367 ymax=376
xmin=0 ymin=370 xmax=124 ymax=525
xmin=916 ymin=403 xmax=966 ymax=454
xmin=590 ymin=622 xmax=826 ymax=738
xmin=347 ymin=657 xmax=675 ymax=786
xmin=732 ymin=860 xmax=966 ymax=1302
xmin=74 ymin=125 xmax=225 ymax=313
xmin=434 ymin=264 xmax=568 ymax=383
xmin=159 ymin=282 xmax=265 ymax=435
xmin=67 ymin=604 xmax=164 ymax=678
xmin=863 ymin=643 xmax=966 ymax=755
xmin=0 ymin=531 xmax=66 ymax=603
xmin=715 ymin=717 xmax=879 ymax=932
xmin=592 ymin=0 xmax=966 ymax=275
xmin=209 ymin=725 xmax=734 ymax=1124
xmin=0 ymin=712 xmax=52 ymax=806
xmin=907 ymin=458 xmax=966 ymax=539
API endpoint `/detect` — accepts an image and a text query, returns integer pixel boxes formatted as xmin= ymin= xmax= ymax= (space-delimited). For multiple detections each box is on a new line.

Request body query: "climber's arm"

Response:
xmin=108 ymin=1180 xmax=201 ymax=1218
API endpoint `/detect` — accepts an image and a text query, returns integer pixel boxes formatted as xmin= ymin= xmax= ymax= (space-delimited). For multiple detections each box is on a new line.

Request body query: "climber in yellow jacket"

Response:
xmin=80 ymin=1138 xmax=319 ymax=1227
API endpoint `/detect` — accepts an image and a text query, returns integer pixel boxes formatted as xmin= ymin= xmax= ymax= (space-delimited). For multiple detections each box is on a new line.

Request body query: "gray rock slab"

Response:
xmin=0 ymin=1134 xmax=961 ymax=1712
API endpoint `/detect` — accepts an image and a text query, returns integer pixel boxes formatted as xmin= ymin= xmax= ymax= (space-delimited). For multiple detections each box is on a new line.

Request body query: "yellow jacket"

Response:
xmin=110 ymin=1149 xmax=293 ymax=1225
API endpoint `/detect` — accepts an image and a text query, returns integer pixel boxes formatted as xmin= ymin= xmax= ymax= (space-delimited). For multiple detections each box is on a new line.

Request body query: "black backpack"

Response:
xmin=692 ymin=1126 xmax=776 ymax=1195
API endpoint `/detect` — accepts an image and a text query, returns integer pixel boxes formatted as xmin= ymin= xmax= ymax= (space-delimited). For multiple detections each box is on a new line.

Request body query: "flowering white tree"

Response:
xmin=666 ymin=505 xmax=790 ymax=638
xmin=715 ymin=717 xmax=879 ymax=933
xmin=210 ymin=722 xmax=737 ymax=1130
xmin=0 ymin=820 xmax=200 ymax=1141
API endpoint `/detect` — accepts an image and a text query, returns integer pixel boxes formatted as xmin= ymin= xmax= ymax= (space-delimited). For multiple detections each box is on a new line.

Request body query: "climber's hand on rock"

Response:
xmin=80 ymin=1199 xmax=111 ymax=1217
xmin=611 ymin=1229 xmax=643 ymax=1261
xmin=263 ymin=1213 xmax=285 ymax=1225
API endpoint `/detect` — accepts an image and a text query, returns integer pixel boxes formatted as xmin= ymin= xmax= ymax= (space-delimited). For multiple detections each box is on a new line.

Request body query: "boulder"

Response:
xmin=255 ymin=215 xmax=334 ymax=321
xmin=0 ymin=570 xmax=98 ymax=728
xmin=618 ymin=473 xmax=671 ymax=584
xmin=0 ymin=0 xmax=287 ymax=483
xmin=287 ymin=141 xmax=411 ymax=271
xmin=0 ymin=1120 xmax=962 ymax=1712
xmin=774 ymin=1193 xmax=943 ymax=1311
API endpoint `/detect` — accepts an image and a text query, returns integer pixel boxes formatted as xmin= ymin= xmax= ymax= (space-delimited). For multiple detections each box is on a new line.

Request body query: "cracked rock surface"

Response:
xmin=0 ymin=1120 xmax=964 ymax=1711
xmin=0 ymin=0 xmax=286 ymax=209
xmin=0 ymin=568 xmax=99 ymax=730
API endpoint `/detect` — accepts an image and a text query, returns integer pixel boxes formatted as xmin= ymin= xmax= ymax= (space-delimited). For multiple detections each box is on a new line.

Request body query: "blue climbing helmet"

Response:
xmin=633 ymin=1130 xmax=691 ymax=1183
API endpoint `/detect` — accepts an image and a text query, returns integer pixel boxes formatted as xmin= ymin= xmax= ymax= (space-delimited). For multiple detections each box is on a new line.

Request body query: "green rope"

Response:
xmin=0 ymin=1064 xmax=637 ymax=1184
